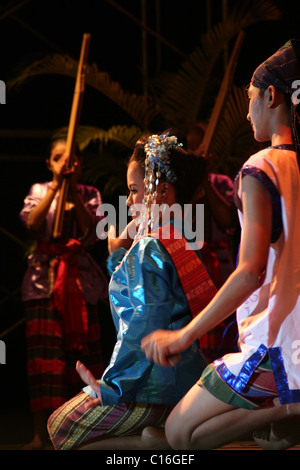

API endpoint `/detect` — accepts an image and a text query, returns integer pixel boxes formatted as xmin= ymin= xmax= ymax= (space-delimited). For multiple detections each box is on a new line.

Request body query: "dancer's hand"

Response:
xmin=141 ymin=329 xmax=184 ymax=367
xmin=76 ymin=361 xmax=102 ymax=402
xmin=107 ymin=221 xmax=136 ymax=254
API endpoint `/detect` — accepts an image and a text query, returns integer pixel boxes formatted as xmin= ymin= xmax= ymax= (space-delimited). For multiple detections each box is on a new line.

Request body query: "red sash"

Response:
xmin=37 ymin=238 xmax=88 ymax=352
xmin=150 ymin=225 xmax=217 ymax=319
xmin=150 ymin=225 xmax=220 ymax=361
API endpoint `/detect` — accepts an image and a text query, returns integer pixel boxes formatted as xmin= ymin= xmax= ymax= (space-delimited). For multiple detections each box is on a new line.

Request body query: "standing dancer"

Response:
xmin=20 ymin=139 xmax=108 ymax=449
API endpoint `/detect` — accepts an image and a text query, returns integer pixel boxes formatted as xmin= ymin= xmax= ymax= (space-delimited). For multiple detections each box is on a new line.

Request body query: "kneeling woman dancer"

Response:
xmin=47 ymin=129 xmax=217 ymax=450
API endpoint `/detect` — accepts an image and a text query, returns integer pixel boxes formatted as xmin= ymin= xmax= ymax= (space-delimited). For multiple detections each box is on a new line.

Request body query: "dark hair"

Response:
xmin=128 ymin=129 xmax=207 ymax=206
xmin=47 ymin=137 xmax=82 ymax=159
xmin=128 ymin=134 xmax=149 ymax=173
xmin=257 ymin=87 xmax=300 ymax=160
xmin=258 ymin=86 xmax=290 ymax=106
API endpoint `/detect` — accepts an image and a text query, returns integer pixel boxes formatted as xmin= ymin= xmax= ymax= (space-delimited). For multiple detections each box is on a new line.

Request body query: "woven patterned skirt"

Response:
xmin=198 ymin=355 xmax=278 ymax=410
xmin=25 ymin=298 xmax=105 ymax=412
xmin=47 ymin=391 xmax=172 ymax=450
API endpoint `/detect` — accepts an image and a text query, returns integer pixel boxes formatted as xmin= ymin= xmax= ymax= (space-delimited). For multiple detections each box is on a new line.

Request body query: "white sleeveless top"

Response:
xmin=214 ymin=145 xmax=300 ymax=404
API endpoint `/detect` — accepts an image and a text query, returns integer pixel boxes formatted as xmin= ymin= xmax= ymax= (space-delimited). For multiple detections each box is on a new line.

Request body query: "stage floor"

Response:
xmin=0 ymin=423 xmax=299 ymax=450
xmin=0 ymin=441 xmax=300 ymax=451
xmin=0 ymin=408 xmax=300 ymax=451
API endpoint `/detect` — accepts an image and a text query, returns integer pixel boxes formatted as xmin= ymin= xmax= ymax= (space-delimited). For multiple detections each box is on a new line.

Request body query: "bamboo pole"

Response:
xmin=201 ymin=31 xmax=245 ymax=158
xmin=53 ymin=33 xmax=91 ymax=239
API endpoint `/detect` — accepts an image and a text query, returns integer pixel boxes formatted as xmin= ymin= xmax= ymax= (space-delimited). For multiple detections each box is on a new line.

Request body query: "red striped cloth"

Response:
xmin=155 ymin=224 xmax=217 ymax=316
xmin=153 ymin=224 xmax=234 ymax=362
xmin=25 ymin=298 xmax=104 ymax=412
xmin=37 ymin=239 xmax=89 ymax=352
xmin=239 ymin=360 xmax=278 ymax=406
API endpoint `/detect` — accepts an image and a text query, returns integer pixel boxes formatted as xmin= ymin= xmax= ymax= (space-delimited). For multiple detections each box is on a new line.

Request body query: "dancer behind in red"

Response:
xmin=20 ymin=138 xmax=108 ymax=449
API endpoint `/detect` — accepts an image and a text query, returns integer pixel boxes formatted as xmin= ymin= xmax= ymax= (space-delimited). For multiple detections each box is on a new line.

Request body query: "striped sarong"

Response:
xmin=199 ymin=356 xmax=278 ymax=410
xmin=47 ymin=391 xmax=172 ymax=449
xmin=25 ymin=298 xmax=104 ymax=412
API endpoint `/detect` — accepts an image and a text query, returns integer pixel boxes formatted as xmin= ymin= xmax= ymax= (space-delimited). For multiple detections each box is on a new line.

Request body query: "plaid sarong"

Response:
xmin=47 ymin=391 xmax=172 ymax=450
xmin=199 ymin=356 xmax=278 ymax=410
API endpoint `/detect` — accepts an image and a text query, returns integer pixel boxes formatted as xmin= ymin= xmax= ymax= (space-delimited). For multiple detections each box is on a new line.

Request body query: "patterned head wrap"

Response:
xmin=251 ymin=39 xmax=300 ymax=94
xmin=251 ymin=39 xmax=300 ymax=163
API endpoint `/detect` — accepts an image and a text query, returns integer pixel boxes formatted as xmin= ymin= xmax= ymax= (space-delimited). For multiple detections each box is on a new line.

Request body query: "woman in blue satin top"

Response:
xmin=47 ymin=129 xmax=212 ymax=450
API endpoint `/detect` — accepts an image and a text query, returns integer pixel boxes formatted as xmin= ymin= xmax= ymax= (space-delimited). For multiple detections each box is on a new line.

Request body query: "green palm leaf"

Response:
xmin=157 ymin=0 xmax=281 ymax=125
xmin=8 ymin=56 xmax=159 ymax=129
xmin=76 ymin=125 xmax=145 ymax=199
xmin=54 ymin=124 xmax=145 ymax=152
xmin=53 ymin=123 xmax=146 ymax=199
xmin=209 ymin=85 xmax=262 ymax=178
xmin=7 ymin=0 xmax=281 ymax=181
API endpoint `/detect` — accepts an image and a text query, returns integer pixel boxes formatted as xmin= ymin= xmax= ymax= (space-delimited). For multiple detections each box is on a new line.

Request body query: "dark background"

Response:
xmin=0 ymin=0 xmax=299 ymax=446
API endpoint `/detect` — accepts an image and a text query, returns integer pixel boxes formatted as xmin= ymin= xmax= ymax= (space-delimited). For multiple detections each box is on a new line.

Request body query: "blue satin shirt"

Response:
xmin=85 ymin=235 xmax=207 ymax=406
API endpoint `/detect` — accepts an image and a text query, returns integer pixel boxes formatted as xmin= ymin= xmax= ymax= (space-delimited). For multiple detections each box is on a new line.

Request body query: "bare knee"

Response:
xmin=166 ymin=412 xmax=220 ymax=450
xmin=165 ymin=383 xmax=233 ymax=450
xmin=165 ymin=411 xmax=194 ymax=450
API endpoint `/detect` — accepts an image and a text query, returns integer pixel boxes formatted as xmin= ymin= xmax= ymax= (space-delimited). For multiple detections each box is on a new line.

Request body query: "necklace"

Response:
xmin=267 ymin=144 xmax=295 ymax=151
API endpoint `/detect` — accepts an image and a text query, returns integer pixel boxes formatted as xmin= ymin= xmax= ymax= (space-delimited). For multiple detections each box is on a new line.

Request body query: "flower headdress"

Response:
xmin=135 ymin=132 xmax=183 ymax=238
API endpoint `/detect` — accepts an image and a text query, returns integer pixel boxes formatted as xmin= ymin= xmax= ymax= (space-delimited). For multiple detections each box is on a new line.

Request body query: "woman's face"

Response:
xmin=48 ymin=141 xmax=81 ymax=175
xmin=126 ymin=161 xmax=145 ymax=218
xmin=247 ymin=84 xmax=270 ymax=142
xmin=48 ymin=141 xmax=67 ymax=169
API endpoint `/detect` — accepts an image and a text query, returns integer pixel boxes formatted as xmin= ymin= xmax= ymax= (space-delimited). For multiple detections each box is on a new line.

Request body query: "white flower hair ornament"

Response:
xmin=135 ymin=133 xmax=183 ymax=238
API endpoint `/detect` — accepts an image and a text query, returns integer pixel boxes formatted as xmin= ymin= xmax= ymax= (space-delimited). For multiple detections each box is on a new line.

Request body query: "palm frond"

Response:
xmin=7 ymin=0 xmax=281 ymax=183
xmin=54 ymin=124 xmax=145 ymax=152
xmin=82 ymin=145 xmax=128 ymax=198
xmin=157 ymin=0 xmax=281 ymax=125
xmin=231 ymin=0 xmax=282 ymax=24
xmin=71 ymin=125 xmax=146 ymax=199
xmin=8 ymin=56 xmax=159 ymax=129
xmin=209 ymin=86 xmax=261 ymax=177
